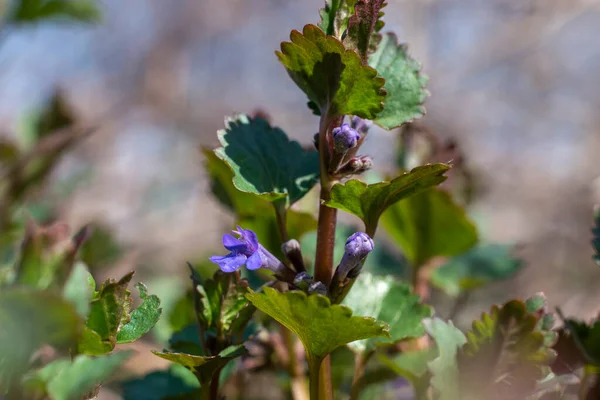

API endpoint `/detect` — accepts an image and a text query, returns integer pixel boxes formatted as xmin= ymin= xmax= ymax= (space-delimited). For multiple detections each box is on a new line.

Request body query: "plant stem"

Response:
xmin=274 ymin=203 xmax=289 ymax=243
xmin=349 ymin=350 xmax=374 ymax=400
xmin=209 ymin=368 xmax=222 ymax=400
xmin=308 ymin=357 xmax=324 ymax=400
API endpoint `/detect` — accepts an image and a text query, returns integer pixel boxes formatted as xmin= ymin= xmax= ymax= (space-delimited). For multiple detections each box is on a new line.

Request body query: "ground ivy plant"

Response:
xmin=2 ymin=1 xmax=600 ymax=400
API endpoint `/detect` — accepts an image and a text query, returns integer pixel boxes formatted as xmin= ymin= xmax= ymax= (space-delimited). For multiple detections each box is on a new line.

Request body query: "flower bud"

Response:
xmin=351 ymin=116 xmax=370 ymax=135
xmin=332 ymin=124 xmax=359 ymax=153
xmin=282 ymin=239 xmax=306 ymax=273
xmin=357 ymin=156 xmax=373 ymax=172
xmin=293 ymin=271 xmax=313 ymax=291
xmin=334 ymin=232 xmax=374 ymax=281
xmin=308 ymin=281 xmax=328 ymax=296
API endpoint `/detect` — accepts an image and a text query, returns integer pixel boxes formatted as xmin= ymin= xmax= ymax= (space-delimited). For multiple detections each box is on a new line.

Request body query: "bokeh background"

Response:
xmin=2 ymin=0 xmax=600 ymax=397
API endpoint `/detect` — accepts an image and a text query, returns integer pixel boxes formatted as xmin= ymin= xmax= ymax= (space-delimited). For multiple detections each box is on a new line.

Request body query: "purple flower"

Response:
xmin=209 ymin=226 xmax=267 ymax=272
xmin=332 ymin=124 xmax=360 ymax=153
xmin=336 ymin=232 xmax=374 ymax=280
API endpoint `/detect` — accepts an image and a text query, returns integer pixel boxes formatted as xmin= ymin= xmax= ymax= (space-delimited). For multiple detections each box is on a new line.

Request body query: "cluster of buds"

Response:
xmin=318 ymin=116 xmax=373 ymax=176
xmin=210 ymin=227 xmax=374 ymax=299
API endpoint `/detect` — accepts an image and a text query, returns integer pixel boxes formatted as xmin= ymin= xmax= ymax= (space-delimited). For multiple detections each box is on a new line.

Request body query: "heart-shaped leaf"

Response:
xmin=324 ymin=163 xmax=450 ymax=235
xmin=369 ymin=33 xmax=428 ymax=129
xmin=214 ymin=115 xmax=319 ymax=208
xmin=117 ymin=283 xmax=162 ymax=344
xmin=423 ymin=318 xmax=466 ymax=400
xmin=246 ymin=287 xmax=389 ymax=364
xmin=153 ymin=345 xmax=247 ymax=384
xmin=0 ymin=289 xmax=81 ymax=391
xmin=277 ymin=24 xmax=385 ymax=119
xmin=343 ymin=273 xmax=431 ymax=352
xmin=431 ymin=244 xmax=522 ymax=297
xmin=381 ymin=188 xmax=478 ymax=267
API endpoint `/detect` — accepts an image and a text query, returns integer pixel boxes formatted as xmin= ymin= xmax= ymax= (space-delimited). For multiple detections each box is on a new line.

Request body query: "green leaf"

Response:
xmin=430 ymin=244 xmax=522 ymax=297
xmin=195 ymin=271 xmax=256 ymax=343
xmin=202 ymin=147 xmax=265 ymax=214
xmin=214 ymin=115 xmax=319 ymax=207
xmin=78 ymin=326 xmax=113 ymax=355
xmin=423 ymin=318 xmax=466 ymax=400
xmin=83 ymin=271 xmax=134 ymax=353
xmin=343 ymin=273 xmax=431 ymax=352
xmin=277 ymin=24 xmax=385 ymax=119
xmin=459 ymin=300 xmax=556 ymax=398
xmin=62 ymin=262 xmax=94 ymax=318
xmin=246 ymin=287 xmax=389 ymax=362
xmin=381 ymin=188 xmax=478 ymax=267
xmin=344 ymin=0 xmax=386 ymax=59
xmin=152 ymin=344 xmax=247 ymax=384
xmin=0 ymin=289 xmax=81 ymax=390
xmin=10 ymin=0 xmax=100 ymax=23
xmin=318 ymin=0 xmax=356 ymax=38
xmin=27 ymin=351 xmax=132 ymax=400
xmin=554 ymin=314 xmax=600 ymax=369
xmin=324 ymin=163 xmax=450 ymax=235
xmin=116 ymin=283 xmax=162 ymax=344
xmin=368 ymin=33 xmax=428 ymax=129
xmin=121 ymin=365 xmax=200 ymax=400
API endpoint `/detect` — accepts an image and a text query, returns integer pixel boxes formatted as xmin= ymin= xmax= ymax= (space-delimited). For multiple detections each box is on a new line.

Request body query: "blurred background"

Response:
xmin=1 ymin=0 xmax=600 ymax=397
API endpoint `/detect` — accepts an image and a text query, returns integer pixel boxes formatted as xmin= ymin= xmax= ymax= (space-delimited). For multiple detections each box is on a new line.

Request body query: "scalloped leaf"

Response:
xmin=152 ymin=344 xmax=247 ymax=384
xmin=0 ymin=289 xmax=81 ymax=390
xmin=277 ymin=24 xmax=386 ymax=119
xmin=203 ymin=147 xmax=317 ymax=259
xmin=431 ymin=244 xmax=522 ymax=297
xmin=24 ymin=351 xmax=132 ymax=400
xmin=214 ymin=115 xmax=319 ymax=208
xmin=369 ymin=33 xmax=428 ymax=129
xmin=343 ymin=273 xmax=432 ymax=352
xmin=246 ymin=287 xmax=389 ymax=362
xmin=344 ymin=0 xmax=386 ymax=60
xmin=381 ymin=188 xmax=478 ymax=267
xmin=116 ymin=283 xmax=162 ymax=344
xmin=424 ymin=318 xmax=466 ymax=400
xmin=324 ymin=163 xmax=450 ymax=235
xmin=459 ymin=300 xmax=556 ymax=399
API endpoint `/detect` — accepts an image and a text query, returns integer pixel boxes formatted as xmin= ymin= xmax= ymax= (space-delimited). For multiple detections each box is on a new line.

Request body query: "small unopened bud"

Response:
xmin=358 ymin=156 xmax=373 ymax=172
xmin=308 ymin=281 xmax=328 ymax=296
xmin=282 ymin=239 xmax=306 ymax=272
xmin=351 ymin=116 xmax=371 ymax=135
xmin=335 ymin=232 xmax=374 ymax=281
xmin=293 ymin=271 xmax=313 ymax=290
xmin=332 ymin=124 xmax=359 ymax=153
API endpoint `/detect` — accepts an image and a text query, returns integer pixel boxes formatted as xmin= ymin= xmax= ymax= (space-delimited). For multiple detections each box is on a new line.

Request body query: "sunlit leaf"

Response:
xmin=369 ymin=33 xmax=428 ymax=129
xmin=62 ymin=262 xmax=94 ymax=318
xmin=381 ymin=188 xmax=478 ymax=267
xmin=277 ymin=24 xmax=385 ymax=119
xmin=343 ymin=273 xmax=431 ymax=352
xmin=152 ymin=345 xmax=247 ymax=384
xmin=116 ymin=283 xmax=162 ymax=344
xmin=214 ymin=115 xmax=319 ymax=207
xmin=246 ymin=287 xmax=389 ymax=363
xmin=324 ymin=163 xmax=450 ymax=235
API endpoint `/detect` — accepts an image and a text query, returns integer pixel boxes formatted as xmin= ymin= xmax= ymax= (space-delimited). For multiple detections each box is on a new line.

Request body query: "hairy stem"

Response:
xmin=274 ymin=203 xmax=289 ymax=243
